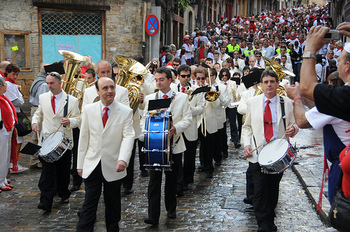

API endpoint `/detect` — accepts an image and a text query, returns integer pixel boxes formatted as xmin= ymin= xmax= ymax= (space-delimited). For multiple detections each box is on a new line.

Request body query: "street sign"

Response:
xmin=145 ymin=14 xmax=159 ymax=36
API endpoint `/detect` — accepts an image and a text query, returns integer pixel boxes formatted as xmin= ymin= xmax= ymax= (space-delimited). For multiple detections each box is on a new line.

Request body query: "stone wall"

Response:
xmin=0 ymin=0 xmax=40 ymax=105
xmin=0 ymin=0 xmax=152 ymax=106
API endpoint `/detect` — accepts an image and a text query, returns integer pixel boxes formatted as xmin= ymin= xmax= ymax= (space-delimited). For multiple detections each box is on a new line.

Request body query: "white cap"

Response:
xmin=344 ymin=42 xmax=350 ymax=54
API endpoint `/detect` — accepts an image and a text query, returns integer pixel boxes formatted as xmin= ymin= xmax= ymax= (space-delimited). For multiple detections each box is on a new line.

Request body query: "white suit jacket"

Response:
xmin=213 ymin=82 xmax=230 ymax=128
xmin=140 ymin=92 xmax=192 ymax=154
xmin=32 ymin=91 xmax=80 ymax=147
xmin=82 ymin=84 xmax=129 ymax=109
xmin=77 ymin=100 xmax=135 ymax=181
xmin=237 ymin=87 xmax=256 ymax=115
xmin=241 ymin=94 xmax=296 ymax=163
xmin=174 ymin=87 xmax=205 ymax=141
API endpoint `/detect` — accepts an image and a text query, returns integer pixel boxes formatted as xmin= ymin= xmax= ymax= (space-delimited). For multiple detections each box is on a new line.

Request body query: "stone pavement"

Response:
xmin=0 ymin=127 xmax=331 ymax=231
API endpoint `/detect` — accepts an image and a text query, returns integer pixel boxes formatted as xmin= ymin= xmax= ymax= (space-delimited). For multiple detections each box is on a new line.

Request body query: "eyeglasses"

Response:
xmin=256 ymin=56 xmax=261 ymax=58
xmin=196 ymin=77 xmax=206 ymax=80
xmin=173 ymin=63 xmax=180 ymax=66
xmin=180 ymin=74 xmax=191 ymax=78
xmin=222 ymin=74 xmax=228 ymax=76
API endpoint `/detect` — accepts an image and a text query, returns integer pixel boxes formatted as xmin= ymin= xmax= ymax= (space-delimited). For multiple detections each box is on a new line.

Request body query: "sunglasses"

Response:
xmin=180 ymin=74 xmax=191 ymax=78
xmin=196 ymin=77 xmax=206 ymax=80
xmin=50 ymin=72 xmax=61 ymax=79
xmin=173 ymin=63 xmax=180 ymax=66
xmin=222 ymin=74 xmax=228 ymax=76
xmin=256 ymin=56 xmax=261 ymax=57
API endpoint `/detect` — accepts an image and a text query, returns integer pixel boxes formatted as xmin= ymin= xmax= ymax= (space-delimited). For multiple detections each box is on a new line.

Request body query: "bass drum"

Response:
xmin=39 ymin=131 xmax=72 ymax=163
xmin=258 ymin=138 xmax=297 ymax=174
xmin=142 ymin=110 xmax=172 ymax=170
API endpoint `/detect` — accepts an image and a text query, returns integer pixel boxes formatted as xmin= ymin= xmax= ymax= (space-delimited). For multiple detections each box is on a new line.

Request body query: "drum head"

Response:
xmin=258 ymin=139 xmax=289 ymax=165
xmin=40 ymin=132 xmax=64 ymax=155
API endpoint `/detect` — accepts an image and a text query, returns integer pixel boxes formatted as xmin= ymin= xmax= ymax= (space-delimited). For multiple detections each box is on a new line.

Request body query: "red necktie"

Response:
xmin=163 ymin=95 xmax=168 ymax=99
xmin=193 ymin=80 xmax=195 ymax=85
xmin=283 ymin=63 xmax=285 ymax=67
xmin=181 ymin=87 xmax=185 ymax=93
xmin=258 ymin=60 xmax=260 ymax=66
xmin=264 ymin=100 xmax=273 ymax=143
xmin=102 ymin=107 xmax=109 ymax=127
xmin=51 ymin=96 xmax=56 ymax=114
xmin=224 ymin=82 xmax=227 ymax=85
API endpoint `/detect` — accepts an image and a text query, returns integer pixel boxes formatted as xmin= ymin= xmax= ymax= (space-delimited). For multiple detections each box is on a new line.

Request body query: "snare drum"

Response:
xmin=39 ymin=131 xmax=72 ymax=163
xmin=258 ymin=139 xmax=297 ymax=174
xmin=142 ymin=110 xmax=172 ymax=170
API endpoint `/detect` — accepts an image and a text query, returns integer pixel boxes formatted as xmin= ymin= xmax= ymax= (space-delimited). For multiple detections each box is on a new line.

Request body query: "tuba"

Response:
xmin=253 ymin=57 xmax=293 ymax=97
xmin=113 ymin=55 xmax=147 ymax=114
xmin=59 ymin=50 xmax=89 ymax=110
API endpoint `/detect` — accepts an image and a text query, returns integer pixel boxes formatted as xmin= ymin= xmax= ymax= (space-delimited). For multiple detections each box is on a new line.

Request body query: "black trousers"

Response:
xmin=246 ymin=165 xmax=254 ymax=201
xmin=123 ymin=139 xmax=137 ymax=190
xmin=71 ymin=128 xmax=82 ymax=186
xmin=147 ymin=153 xmax=181 ymax=223
xmin=77 ymin=162 xmax=122 ymax=232
xmin=226 ymin=107 xmax=243 ymax=145
xmin=38 ymin=149 xmax=71 ymax=208
xmin=183 ymin=134 xmax=198 ymax=184
xmin=138 ymin=139 xmax=147 ymax=171
xmin=218 ymin=123 xmax=228 ymax=156
xmin=250 ymin=162 xmax=283 ymax=231
xmin=198 ymin=128 xmax=221 ymax=175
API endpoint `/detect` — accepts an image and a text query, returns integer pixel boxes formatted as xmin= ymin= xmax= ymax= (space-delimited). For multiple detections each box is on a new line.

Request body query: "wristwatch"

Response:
xmin=302 ymin=51 xmax=316 ymax=60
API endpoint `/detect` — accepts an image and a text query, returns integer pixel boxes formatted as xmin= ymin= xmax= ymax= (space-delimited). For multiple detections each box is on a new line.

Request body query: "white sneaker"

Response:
xmin=10 ymin=164 xmax=28 ymax=173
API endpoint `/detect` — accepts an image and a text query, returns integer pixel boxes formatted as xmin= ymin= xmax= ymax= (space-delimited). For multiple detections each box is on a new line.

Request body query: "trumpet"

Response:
xmin=204 ymin=68 xmax=219 ymax=102
xmin=185 ymin=82 xmax=194 ymax=101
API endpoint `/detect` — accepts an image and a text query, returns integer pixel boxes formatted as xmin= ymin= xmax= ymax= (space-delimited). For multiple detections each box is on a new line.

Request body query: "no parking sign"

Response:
xmin=145 ymin=14 xmax=159 ymax=36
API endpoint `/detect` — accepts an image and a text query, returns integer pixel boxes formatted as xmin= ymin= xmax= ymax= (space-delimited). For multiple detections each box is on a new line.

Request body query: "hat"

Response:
xmin=44 ymin=62 xmax=65 ymax=75
xmin=184 ymin=37 xmax=190 ymax=41
xmin=218 ymin=40 xmax=223 ymax=44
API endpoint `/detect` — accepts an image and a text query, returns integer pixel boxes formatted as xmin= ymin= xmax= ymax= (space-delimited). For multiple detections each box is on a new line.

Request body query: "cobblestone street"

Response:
xmin=0 ymin=128 xmax=329 ymax=231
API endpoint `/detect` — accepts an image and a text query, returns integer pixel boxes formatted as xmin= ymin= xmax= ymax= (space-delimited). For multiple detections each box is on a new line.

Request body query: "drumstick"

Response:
xmin=36 ymin=130 xmax=41 ymax=146
xmin=242 ymin=144 xmax=263 ymax=158
xmin=51 ymin=110 xmax=72 ymax=138
xmin=277 ymin=121 xmax=296 ymax=146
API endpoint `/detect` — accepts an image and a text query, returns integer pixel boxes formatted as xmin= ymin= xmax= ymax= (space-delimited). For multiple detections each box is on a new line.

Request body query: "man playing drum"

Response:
xmin=32 ymin=71 xmax=80 ymax=212
xmin=242 ymin=70 xmax=298 ymax=232
xmin=140 ymin=67 xmax=192 ymax=226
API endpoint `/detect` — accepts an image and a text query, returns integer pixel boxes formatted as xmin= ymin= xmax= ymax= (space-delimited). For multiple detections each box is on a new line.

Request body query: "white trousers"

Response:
xmin=0 ymin=127 xmax=13 ymax=187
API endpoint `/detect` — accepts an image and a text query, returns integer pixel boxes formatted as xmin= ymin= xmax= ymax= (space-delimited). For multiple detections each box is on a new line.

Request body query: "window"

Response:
xmin=0 ymin=30 xmax=31 ymax=71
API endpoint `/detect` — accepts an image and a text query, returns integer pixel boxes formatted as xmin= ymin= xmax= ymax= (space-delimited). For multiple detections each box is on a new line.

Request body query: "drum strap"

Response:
xmin=63 ymin=95 xmax=69 ymax=128
xmin=279 ymin=96 xmax=286 ymax=131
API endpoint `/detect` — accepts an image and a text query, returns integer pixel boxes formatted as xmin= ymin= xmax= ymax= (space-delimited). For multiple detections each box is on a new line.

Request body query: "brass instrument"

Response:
xmin=185 ymin=82 xmax=194 ymax=101
xmin=253 ymin=57 xmax=292 ymax=97
xmin=204 ymin=68 xmax=219 ymax=102
xmin=59 ymin=50 xmax=89 ymax=110
xmin=113 ymin=55 xmax=147 ymax=113
xmin=231 ymin=86 xmax=237 ymax=102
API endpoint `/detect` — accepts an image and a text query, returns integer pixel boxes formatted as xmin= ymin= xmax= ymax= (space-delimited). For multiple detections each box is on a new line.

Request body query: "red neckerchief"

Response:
xmin=0 ymin=95 xmax=18 ymax=131
xmin=5 ymin=77 xmax=16 ymax=84
xmin=0 ymin=71 xmax=4 ymax=77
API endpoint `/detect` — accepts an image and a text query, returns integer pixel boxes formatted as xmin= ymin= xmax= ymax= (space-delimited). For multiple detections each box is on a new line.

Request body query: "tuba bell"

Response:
xmin=113 ymin=55 xmax=147 ymax=114
xmin=204 ymin=68 xmax=219 ymax=102
xmin=59 ymin=50 xmax=89 ymax=110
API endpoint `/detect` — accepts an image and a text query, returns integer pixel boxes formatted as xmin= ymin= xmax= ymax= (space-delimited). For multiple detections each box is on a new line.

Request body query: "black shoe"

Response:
xmin=183 ymin=183 xmax=189 ymax=191
xmin=60 ymin=198 xmax=69 ymax=204
xmin=144 ymin=218 xmax=158 ymax=226
xmin=123 ymin=188 xmax=133 ymax=195
xmin=176 ymin=189 xmax=184 ymax=197
xmin=235 ymin=143 xmax=242 ymax=149
xmin=141 ymin=170 xmax=149 ymax=177
xmin=206 ymin=173 xmax=213 ymax=178
xmin=167 ymin=211 xmax=176 ymax=219
xmin=272 ymin=224 xmax=277 ymax=231
xmin=243 ymin=197 xmax=253 ymax=205
xmin=37 ymin=203 xmax=51 ymax=212
xmin=70 ymin=185 xmax=80 ymax=192
xmin=198 ymin=165 xmax=204 ymax=172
